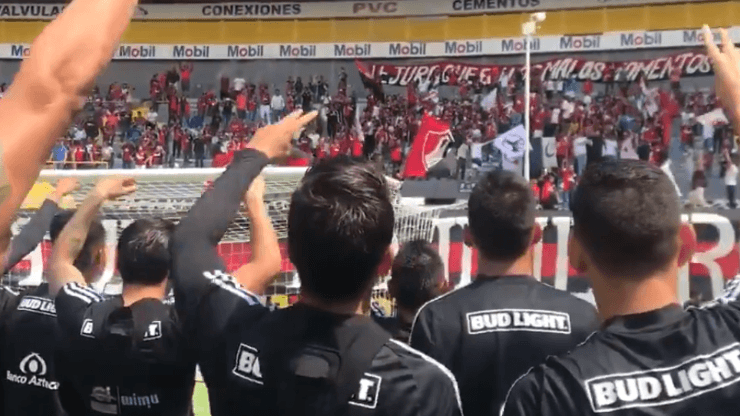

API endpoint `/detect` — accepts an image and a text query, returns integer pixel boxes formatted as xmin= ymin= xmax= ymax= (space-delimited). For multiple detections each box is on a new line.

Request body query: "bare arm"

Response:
xmin=233 ymin=177 xmax=282 ymax=294
xmin=0 ymin=0 xmax=137 ymax=257
xmin=704 ymin=26 xmax=740 ymax=134
xmin=2 ymin=177 xmax=78 ymax=272
xmin=49 ymin=178 xmax=136 ymax=296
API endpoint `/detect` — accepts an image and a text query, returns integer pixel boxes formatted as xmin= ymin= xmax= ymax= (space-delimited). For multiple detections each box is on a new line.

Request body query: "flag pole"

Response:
xmin=522 ymin=12 xmax=546 ymax=182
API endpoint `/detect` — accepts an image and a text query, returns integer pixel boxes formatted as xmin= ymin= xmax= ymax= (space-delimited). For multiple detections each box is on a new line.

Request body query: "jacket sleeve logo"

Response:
xmin=349 ymin=373 xmax=382 ymax=409
xmin=233 ymin=343 xmax=263 ymax=385
xmin=81 ymin=319 xmax=95 ymax=338
xmin=143 ymin=321 xmax=162 ymax=341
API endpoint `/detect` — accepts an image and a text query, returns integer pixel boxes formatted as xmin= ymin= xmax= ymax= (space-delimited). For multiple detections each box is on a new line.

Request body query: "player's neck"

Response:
xmin=121 ymin=282 xmax=167 ymax=307
xmin=476 ymin=252 xmax=533 ymax=279
xmin=298 ymin=292 xmax=365 ymax=316
xmin=592 ymin=269 xmax=679 ymax=322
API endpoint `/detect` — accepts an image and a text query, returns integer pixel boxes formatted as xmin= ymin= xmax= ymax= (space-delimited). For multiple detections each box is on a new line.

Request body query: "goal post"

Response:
xmin=7 ymin=167 xmax=448 ymax=312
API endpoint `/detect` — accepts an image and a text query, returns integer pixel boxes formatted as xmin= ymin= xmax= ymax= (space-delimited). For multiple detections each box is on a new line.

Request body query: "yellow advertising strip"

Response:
xmin=0 ymin=2 xmax=737 ymax=44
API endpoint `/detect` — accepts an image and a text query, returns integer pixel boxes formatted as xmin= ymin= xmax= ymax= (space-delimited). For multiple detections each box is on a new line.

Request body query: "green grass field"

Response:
xmin=193 ymin=381 xmax=211 ymax=416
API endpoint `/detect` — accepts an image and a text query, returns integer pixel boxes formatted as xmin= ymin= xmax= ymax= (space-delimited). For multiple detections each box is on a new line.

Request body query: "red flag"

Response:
xmin=402 ymin=113 xmax=453 ymax=179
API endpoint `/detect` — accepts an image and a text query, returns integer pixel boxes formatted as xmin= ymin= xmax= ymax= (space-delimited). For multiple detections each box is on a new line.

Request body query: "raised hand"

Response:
xmin=53 ymin=177 xmax=80 ymax=198
xmin=245 ymin=175 xmax=266 ymax=206
xmin=94 ymin=178 xmax=137 ymax=200
xmin=703 ymin=26 xmax=740 ymax=125
xmin=250 ymin=110 xmax=318 ymax=160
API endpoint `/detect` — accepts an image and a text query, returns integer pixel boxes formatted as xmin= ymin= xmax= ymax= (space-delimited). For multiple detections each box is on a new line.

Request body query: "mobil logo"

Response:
xmin=620 ymin=32 xmax=662 ymax=47
xmin=501 ymin=38 xmax=540 ymax=52
xmin=683 ymin=29 xmax=721 ymax=44
xmin=444 ymin=40 xmax=484 ymax=55
xmin=388 ymin=42 xmax=427 ymax=57
xmin=560 ymin=35 xmax=601 ymax=50
xmin=172 ymin=45 xmax=210 ymax=59
xmin=118 ymin=45 xmax=156 ymax=59
xmin=10 ymin=44 xmax=30 ymax=58
xmin=334 ymin=44 xmax=371 ymax=57
xmin=227 ymin=45 xmax=265 ymax=58
xmin=279 ymin=44 xmax=316 ymax=58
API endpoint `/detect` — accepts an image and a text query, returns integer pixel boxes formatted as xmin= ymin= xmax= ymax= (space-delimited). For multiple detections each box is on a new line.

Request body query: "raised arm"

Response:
xmin=233 ymin=176 xmax=282 ymax=294
xmin=0 ymin=0 xmax=138 ymax=257
xmin=3 ymin=178 xmax=78 ymax=273
xmin=704 ymin=26 xmax=740 ymax=133
xmin=171 ymin=110 xmax=317 ymax=321
xmin=49 ymin=178 xmax=136 ymax=296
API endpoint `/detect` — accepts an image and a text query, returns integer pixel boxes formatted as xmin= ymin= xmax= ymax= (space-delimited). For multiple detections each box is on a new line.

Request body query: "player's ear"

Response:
xmin=568 ymin=235 xmax=588 ymax=274
xmin=530 ymin=223 xmax=543 ymax=246
xmin=677 ymin=223 xmax=697 ymax=268
xmin=464 ymin=225 xmax=475 ymax=248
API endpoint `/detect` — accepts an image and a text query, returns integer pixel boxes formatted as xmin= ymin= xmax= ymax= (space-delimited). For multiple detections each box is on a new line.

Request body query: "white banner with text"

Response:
xmin=0 ymin=27 xmax=737 ymax=61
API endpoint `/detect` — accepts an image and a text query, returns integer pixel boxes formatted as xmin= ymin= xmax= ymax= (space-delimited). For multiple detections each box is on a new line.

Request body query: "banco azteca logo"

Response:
xmin=19 ymin=352 xmax=47 ymax=376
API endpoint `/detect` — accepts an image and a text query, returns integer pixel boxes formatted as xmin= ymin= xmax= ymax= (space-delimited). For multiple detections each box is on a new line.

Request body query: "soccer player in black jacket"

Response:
xmin=500 ymin=27 xmax=740 ymax=416
xmin=48 ymin=178 xmax=195 ymax=416
xmin=410 ymin=170 xmax=599 ymax=416
xmin=0 ymin=179 xmax=102 ymax=416
xmin=374 ymin=240 xmax=447 ymax=343
xmin=171 ymin=111 xmax=462 ymax=416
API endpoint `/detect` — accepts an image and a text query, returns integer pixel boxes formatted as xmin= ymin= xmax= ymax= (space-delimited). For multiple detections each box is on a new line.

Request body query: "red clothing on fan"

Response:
xmin=541 ymin=181 xmax=555 ymax=202
xmin=352 ymin=139 xmax=363 ymax=158
xmin=329 ymin=143 xmax=341 ymax=158
xmin=212 ymin=152 xmax=233 ymax=168
xmin=391 ymin=145 xmax=402 ymax=163
xmin=531 ymin=183 xmax=541 ymax=201
xmin=135 ymin=148 xmax=146 ymax=167
xmin=583 ymin=80 xmax=594 ymax=95
xmin=286 ymin=156 xmax=310 ymax=167
xmin=561 ymin=169 xmax=575 ymax=192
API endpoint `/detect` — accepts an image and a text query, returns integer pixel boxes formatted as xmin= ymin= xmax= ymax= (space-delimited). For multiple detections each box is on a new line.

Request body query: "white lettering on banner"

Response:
xmin=467 ymin=308 xmax=571 ymax=335
xmin=0 ymin=27 xmax=738 ymax=61
xmin=585 ymin=343 xmax=740 ymax=412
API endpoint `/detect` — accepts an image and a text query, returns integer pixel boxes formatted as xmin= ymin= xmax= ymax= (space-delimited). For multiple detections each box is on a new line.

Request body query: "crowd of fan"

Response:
xmin=41 ymin=61 xmax=739 ymax=208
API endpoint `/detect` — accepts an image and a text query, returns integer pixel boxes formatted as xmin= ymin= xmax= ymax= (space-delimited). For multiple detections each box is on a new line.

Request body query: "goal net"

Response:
xmin=5 ymin=167 xmax=448 ymax=313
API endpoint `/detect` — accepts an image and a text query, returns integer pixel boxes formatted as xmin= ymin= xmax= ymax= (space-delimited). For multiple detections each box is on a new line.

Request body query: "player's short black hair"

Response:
xmin=288 ymin=157 xmax=394 ymax=302
xmin=571 ymin=159 xmax=681 ymax=278
xmin=50 ymin=210 xmax=106 ymax=272
xmin=391 ymin=240 xmax=444 ymax=310
xmin=117 ymin=219 xmax=175 ymax=286
xmin=468 ymin=171 xmax=535 ymax=262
